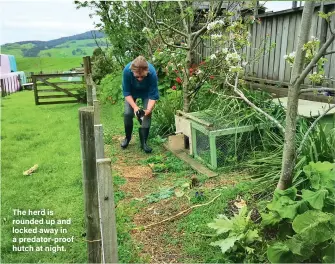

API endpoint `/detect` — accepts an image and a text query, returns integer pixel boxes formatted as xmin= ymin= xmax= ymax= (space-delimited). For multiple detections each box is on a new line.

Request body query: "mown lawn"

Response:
xmin=1 ymin=91 xmax=87 ymax=263
xmin=0 ymin=91 xmax=157 ymax=263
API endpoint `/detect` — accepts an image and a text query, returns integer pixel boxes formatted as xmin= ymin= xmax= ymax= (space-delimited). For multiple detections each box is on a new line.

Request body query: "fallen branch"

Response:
xmin=133 ymin=194 xmax=221 ymax=230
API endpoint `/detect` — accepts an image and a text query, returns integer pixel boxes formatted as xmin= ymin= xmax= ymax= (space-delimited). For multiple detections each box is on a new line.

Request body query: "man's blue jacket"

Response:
xmin=122 ymin=62 xmax=159 ymax=100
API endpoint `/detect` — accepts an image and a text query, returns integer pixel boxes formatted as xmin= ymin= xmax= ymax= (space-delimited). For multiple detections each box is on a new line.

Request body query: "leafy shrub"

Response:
xmin=99 ymin=71 xmax=123 ymax=104
xmin=208 ymin=206 xmax=265 ymax=263
xmin=151 ymin=90 xmax=183 ymax=137
xmin=91 ymin=47 xmax=120 ymax=84
xmin=262 ymin=161 xmax=335 ymax=263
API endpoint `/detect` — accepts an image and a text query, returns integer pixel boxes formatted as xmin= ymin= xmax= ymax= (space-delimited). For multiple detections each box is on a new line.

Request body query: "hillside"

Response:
xmin=1 ymin=30 xmax=107 ymax=58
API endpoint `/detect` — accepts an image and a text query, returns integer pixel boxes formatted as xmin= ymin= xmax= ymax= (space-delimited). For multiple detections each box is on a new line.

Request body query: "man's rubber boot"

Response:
xmin=139 ymin=128 xmax=152 ymax=153
xmin=121 ymin=124 xmax=133 ymax=149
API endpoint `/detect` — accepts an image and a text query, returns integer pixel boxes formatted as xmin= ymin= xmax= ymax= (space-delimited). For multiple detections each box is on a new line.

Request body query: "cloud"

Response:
xmin=0 ymin=0 xmax=98 ymax=43
xmin=3 ymin=20 xmax=95 ymax=31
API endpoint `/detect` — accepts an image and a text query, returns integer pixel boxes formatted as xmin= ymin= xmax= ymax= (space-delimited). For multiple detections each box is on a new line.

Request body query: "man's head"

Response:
xmin=130 ymin=56 xmax=149 ymax=81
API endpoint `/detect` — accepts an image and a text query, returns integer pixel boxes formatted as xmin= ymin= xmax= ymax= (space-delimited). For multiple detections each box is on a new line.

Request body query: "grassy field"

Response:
xmin=0 ymin=91 xmax=149 ymax=263
xmin=1 ymin=91 xmax=86 ymax=262
xmin=2 ymin=39 xmax=107 ymax=59
xmin=16 ymin=57 xmax=83 ymax=73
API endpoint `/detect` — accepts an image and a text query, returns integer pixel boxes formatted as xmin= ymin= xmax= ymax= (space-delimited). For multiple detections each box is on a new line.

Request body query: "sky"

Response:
xmin=0 ymin=0 xmax=297 ymax=45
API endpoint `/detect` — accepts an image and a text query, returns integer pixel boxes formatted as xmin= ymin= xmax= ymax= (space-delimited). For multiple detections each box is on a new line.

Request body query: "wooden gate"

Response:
xmin=32 ymin=72 xmax=85 ymax=105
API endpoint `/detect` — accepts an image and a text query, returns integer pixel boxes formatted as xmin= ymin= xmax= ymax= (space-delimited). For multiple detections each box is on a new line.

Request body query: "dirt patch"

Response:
xmin=203 ymin=177 xmax=237 ymax=189
xmin=119 ymin=178 xmax=153 ymax=198
xmin=131 ymin=197 xmax=190 ymax=263
xmin=115 ymin=164 xmax=152 ymax=179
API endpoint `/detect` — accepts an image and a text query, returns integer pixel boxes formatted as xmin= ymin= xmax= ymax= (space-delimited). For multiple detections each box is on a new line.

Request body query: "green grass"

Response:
xmin=16 ymin=57 xmax=83 ymax=74
xmin=1 ymin=91 xmax=87 ymax=263
xmin=0 ymin=91 xmax=154 ymax=263
xmin=3 ymin=39 xmax=107 ymax=59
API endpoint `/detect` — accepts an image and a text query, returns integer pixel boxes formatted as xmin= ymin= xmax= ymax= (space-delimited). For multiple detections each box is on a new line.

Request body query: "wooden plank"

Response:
xmin=258 ymin=18 xmax=266 ymax=78
xmin=244 ymin=76 xmax=290 ymax=86
xmin=37 ymin=78 xmax=81 ymax=99
xmin=95 ymin=125 xmax=104 ymax=159
xmin=37 ymin=88 xmax=79 ymax=92
xmin=96 ymin=159 xmax=118 ymax=264
xmin=284 ymin=14 xmax=297 ymax=82
xmin=32 ymin=76 xmax=39 ymax=105
xmin=164 ymin=143 xmax=218 ymax=177
xmin=273 ymin=15 xmax=283 ymax=80
xmin=79 ymin=107 xmax=101 ymax=263
xmin=246 ymin=82 xmax=335 ymax=103
xmin=268 ymin=16 xmax=277 ymax=80
xmin=191 ymin=127 xmax=198 ymax=158
xmin=254 ymin=22 xmax=261 ymax=76
xmin=209 ymin=124 xmax=257 ymax=137
xmin=38 ymin=95 xmax=72 ymax=99
xmin=93 ymin=100 xmax=100 ymax=125
xmin=293 ymin=12 xmax=302 ymax=52
xmin=176 ymin=110 xmax=213 ymax=127
xmin=250 ymin=23 xmax=257 ymax=75
xmin=263 ymin=17 xmax=272 ymax=79
xmin=191 ymin=121 xmax=210 ymax=136
xmin=37 ymin=81 xmax=84 ymax=86
xmin=209 ymin=135 xmax=217 ymax=169
xmin=37 ymin=100 xmax=79 ymax=105
xmin=246 ymin=24 xmax=251 ymax=72
xmin=32 ymin=73 xmax=84 ymax=78
xmin=279 ymin=15 xmax=289 ymax=82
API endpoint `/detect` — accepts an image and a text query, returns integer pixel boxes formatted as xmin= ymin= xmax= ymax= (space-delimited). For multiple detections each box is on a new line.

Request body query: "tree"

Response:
xmin=277 ymin=1 xmax=335 ymax=190
xmin=138 ymin=0 xmax=227 ymax=112
xmin=75 ymin=1 xmax=152 ymax=67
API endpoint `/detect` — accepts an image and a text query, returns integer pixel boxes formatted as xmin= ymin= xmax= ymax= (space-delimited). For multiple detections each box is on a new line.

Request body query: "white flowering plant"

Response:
xmin=284 ymin=36 xmax=329 ymax=84
xmin=283 ymin=52 xmax=296 ymax=67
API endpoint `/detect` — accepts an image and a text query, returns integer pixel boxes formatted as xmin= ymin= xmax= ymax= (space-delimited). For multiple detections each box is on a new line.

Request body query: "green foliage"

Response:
xmin=75 ymin=1 xmax=149 ymax=66
xmin=318 ymin=10 xmax=335 ymax=22
xmin=247 ymin=120 xmax=335 ymax=191
xmin=99 ymin=71 xmax=123 ymax=104
xmin=91 ymin=48 xmax=119 ymax=84
xmin=208 ymin=206 xmax=263 ymax=262
xmin=263 ymin=162 xmax=335 ymax=263
xmin=144 ymin=188 xmax=175 ymax=203
xmin=151 ymin=91 xmax=183 ymax=137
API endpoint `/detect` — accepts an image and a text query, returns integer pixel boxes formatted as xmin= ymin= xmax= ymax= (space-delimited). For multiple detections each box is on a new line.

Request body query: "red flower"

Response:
xmin=210 ymin=75 xmax=214 ymax=79
xmin=171 ymin=85 xmax=177 ymax=90
xmin=174 ymin=70 xmax=179 ymax=73
xmin=176 ymin=77 xmax=182 ymax=84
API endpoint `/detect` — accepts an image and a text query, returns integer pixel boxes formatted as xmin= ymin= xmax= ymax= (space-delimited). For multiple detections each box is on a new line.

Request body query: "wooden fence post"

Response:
xmin=32 ymin=76 xmax=39 ymax=105
xmin=79 ymin=107 xmax=101 ymax=263
xmin=83 ymin=56 xmax=93 ymax=106
xmin=1 ymin=79 xmax=5 ymax=97
xmin=93 ymin=100 xmax=100 ymax=125
xmin=96 ymin=158 xmax=119 ymax=264
xmin=94 ymin=124 xmax=104 ymax=159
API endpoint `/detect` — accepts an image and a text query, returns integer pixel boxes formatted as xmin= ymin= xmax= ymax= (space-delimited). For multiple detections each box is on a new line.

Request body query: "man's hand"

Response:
xmin=144 ymin=109 xmax=152 ymax=116
xmin=133 ymin=106 xmax=140 ymax=115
